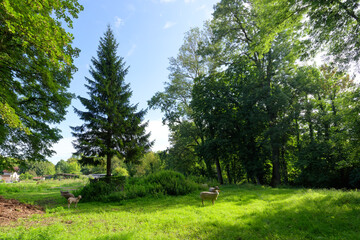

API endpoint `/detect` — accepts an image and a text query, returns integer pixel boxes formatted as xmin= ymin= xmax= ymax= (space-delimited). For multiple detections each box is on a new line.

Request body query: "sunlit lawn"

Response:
xmin=1 ymin=181 xmax=360 ymax=240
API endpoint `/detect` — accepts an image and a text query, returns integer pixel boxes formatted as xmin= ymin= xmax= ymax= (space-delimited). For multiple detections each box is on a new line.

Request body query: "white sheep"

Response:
xmin=200 ymin=190 xmax=220 ymax=206
xmin=68 ymin=195 xmax=82 ymax=209
xmin=209 ymin=186 xmax=220 ymax=192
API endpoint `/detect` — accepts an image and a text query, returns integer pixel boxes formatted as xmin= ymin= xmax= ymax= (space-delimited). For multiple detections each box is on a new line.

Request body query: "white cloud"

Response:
xmin=127 ymin=44 xmax=137 ymax=57
xmin=163 ymin=21 xmax=176 ymax=29
xmin=114 ymin=16 xmax=124 ymax=28
xmin=184 ymin=0 xmax=195 ymax=3
xmin=146 ymin=120 xmax=170 ymax=152
xmin=160 ymin=0 xmax=176 ymax=2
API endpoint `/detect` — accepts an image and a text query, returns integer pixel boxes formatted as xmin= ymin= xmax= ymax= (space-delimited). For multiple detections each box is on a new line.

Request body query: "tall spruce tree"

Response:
xmin=71 ymin=26 xmax=152 ymax=176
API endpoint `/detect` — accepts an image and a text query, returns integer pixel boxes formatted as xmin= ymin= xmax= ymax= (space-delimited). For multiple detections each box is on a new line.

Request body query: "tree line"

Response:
xmin=149 ymin=0 xmax=360 ymax=188
xmin=1 ymin=0 xmax=360 ymax=188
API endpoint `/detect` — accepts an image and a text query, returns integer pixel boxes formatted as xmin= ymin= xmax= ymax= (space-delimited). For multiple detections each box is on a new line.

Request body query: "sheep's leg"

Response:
xmin=212 ymin=199 xmax=214 ymax=205
xmin=68 ymin=203 xmax=70 ymax=209
xmin=202 ymin=199 xmax=204 ymax=206
xmin=75 ymin=202 xmax=77 ymax=208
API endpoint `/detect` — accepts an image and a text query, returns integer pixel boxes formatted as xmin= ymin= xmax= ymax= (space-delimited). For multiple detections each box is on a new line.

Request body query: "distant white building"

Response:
xmin=0 ymin=167 xmax=20 ymax=183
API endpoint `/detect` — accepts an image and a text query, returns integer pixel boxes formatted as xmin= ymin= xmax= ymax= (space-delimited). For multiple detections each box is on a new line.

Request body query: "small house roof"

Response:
xmin=3 ymin=167 xmax=20 ymax=173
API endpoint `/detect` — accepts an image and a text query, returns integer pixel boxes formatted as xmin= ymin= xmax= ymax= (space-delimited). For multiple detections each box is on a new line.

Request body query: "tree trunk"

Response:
xmin=106 ymin=154 xmax=112 ymax=177
xmin=215 ymin=156 xmax=224 ymax=184
xmin=280 ymin=146 xmax=288 ymax=185
xmin=226 ymin=164 xmax=232 ymax=184
xmin=204 ymin=157 xmax=215 ymax=179
xmin=270 ymin=141 xmax=281 ymax=187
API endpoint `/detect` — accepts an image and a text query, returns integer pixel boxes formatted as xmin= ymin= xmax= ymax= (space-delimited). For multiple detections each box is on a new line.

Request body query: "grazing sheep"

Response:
xmin=209 ymin=186 xmax=220 ymax=192
xmin=68 ymin=195 xmax=82 ymax=209
xmin=200 ymin=190 xmax=220 ymax=206
xmin=61 ymin=190 xmax=75 ymax=199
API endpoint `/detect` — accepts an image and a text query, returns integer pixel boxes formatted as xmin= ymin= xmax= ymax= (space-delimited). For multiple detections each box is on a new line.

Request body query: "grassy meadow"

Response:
xmin=1 ymin=180 xmax=360 ymax=240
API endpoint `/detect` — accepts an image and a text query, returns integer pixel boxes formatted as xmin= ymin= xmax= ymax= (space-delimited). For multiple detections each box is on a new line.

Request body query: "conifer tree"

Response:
xmin=71 ymin=26 xmax=152 ymax=176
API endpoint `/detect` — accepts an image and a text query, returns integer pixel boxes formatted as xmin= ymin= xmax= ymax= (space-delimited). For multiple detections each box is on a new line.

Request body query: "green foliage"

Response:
xmin=20 ymin=172 xmax=33 ymax=181
xmin=255 ymin=0 xmax=360 ymax=66
xmin=149 ymin=0 xmax=360 ymax=189
xmin=21 ymin=160 xmax=55 ymax=176
xmin=27 ymin=161 xmax=55 ymax=176
xmin=134 ymin=152 xmax=162 ymax=176
xmin=144 ymin=170 xmax=198 ymax=196
xmin=55 ymin=160 xmax=70 ymax=173
xmin=0 ymin=0 xmax=83 ymax=166
xmin=148 ymin=26 xmax=214 ymax=179
xmin=113 ymin=167 xmax=129 ymax=177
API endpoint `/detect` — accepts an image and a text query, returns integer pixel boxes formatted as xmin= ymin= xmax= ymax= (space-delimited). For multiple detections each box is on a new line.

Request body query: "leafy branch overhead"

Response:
xmin=0 ymin=0 xmax=83 ymax=165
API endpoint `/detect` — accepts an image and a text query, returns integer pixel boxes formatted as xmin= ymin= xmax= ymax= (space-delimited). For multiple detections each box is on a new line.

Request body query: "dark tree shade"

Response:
xmin=71 ymin=26 xmax=153 ymax=176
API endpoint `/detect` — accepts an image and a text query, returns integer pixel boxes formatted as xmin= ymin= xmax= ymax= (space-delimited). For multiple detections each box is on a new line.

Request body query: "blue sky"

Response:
xmin=49 ymin=0 xmax=221 ymax=164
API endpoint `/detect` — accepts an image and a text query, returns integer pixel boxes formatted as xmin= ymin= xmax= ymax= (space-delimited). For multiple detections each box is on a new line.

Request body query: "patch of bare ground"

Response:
xmin=0 ymin=195 xmax=45 ymax=226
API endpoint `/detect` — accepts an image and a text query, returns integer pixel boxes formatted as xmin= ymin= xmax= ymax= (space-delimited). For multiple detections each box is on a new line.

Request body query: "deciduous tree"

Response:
xmin=0 ymin=0 xmax=83 ymax=167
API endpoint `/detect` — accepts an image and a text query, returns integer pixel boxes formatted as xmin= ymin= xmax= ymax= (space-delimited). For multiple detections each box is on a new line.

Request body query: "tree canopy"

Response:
xmin=0 ymin=0 xmax=83 ymax=168
xmin=149 ymin=0 xmax=360 ymax=188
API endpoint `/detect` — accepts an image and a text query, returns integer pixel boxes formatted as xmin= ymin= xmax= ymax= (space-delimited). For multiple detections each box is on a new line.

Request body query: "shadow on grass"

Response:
xmin=51 ymin=185 xmax=306 ymax=225
xmin=190 ymin=189 xmax=360 ymax=240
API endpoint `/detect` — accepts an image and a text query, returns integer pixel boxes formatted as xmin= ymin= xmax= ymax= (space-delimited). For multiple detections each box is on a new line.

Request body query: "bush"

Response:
xmin=76 ymin=180 xmax=115 ymax=202
xmin=78 ymin=170 xmax=202 ymax=202
xmin=144 ymin=170 xmax=199 ymax=195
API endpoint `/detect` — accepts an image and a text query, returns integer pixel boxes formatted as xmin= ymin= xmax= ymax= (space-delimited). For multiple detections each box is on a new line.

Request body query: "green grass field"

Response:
xmin=1 ymin=180 xmax=360 ymax=240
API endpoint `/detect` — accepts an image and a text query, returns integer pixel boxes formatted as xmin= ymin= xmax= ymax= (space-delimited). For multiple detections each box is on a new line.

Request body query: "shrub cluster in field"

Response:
xmin=76 ymin=170 xmax=208 ymax=202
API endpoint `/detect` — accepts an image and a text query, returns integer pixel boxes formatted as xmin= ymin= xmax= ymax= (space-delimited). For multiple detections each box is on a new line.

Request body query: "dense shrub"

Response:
xmin=79 ymin=170 xmax=203 ymax=202
xmin=144 ymin=170 xmax=198 ymax=195
xmin=76 ymin=180 xmax=115 ymax=202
